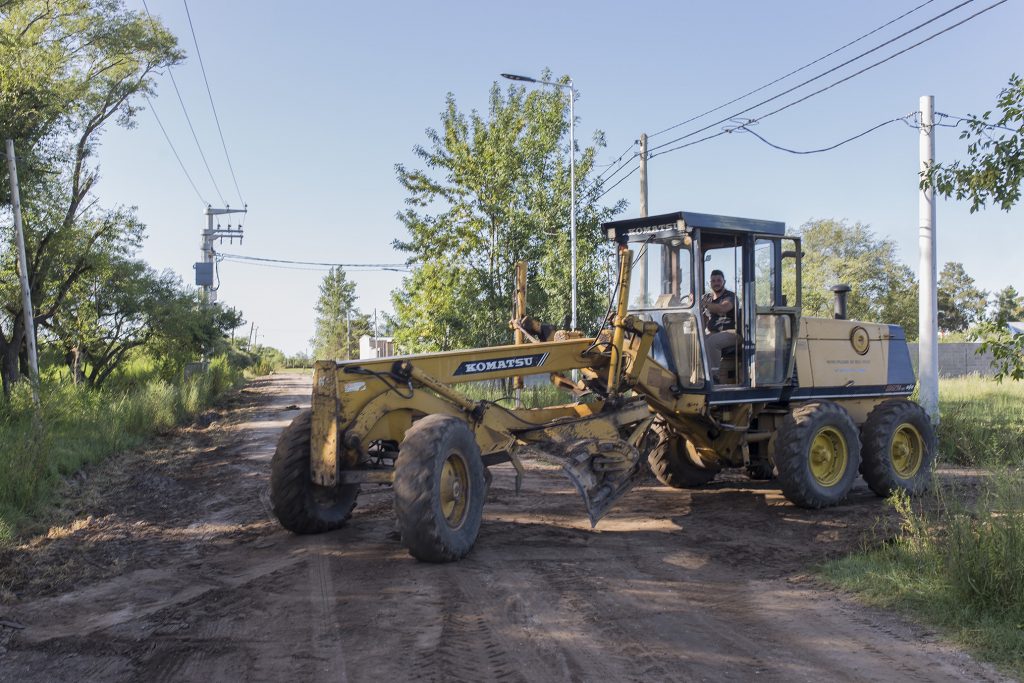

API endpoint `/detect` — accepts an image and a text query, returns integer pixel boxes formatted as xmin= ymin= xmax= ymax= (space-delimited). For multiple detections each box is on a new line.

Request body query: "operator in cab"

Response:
xmin=702 ymin=269 xmax=737 ymax=383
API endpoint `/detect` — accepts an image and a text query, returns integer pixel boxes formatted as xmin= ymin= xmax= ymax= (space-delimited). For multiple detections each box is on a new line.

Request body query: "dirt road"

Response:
xmin=0 ymin=373 xmax=1010 ymax=682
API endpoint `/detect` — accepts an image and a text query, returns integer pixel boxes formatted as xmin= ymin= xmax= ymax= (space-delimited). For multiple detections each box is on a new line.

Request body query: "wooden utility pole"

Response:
xmin=638 ymin=133 xmax=649 ymax=304
xmin=6 ymin=139 xmax=40 ymax=403
xmin=513 ymin=261 xmax=527 ymax=406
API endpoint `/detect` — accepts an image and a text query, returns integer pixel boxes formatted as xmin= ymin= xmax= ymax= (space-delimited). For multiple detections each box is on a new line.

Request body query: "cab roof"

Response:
xmin=603 ymin=211 xmax=786 ymax=243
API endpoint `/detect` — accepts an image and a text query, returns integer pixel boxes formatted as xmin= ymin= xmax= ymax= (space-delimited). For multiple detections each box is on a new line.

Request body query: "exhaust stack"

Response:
xmin=830 ymin=284 xmax=851 ymax=320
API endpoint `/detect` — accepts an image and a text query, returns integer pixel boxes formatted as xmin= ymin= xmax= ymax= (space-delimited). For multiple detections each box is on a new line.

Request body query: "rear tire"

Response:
xmin=394 ymin=414 xmax=486 ymax=563
xmin=860 ymin=400 xmax=935 ymax=497
xmin=647 ymin=423 xmax=720 ymax=488
xmin=271 ymin=409 xmax=359 ymax=534
xmin=774 ymin=401 xmax=861 ymax=508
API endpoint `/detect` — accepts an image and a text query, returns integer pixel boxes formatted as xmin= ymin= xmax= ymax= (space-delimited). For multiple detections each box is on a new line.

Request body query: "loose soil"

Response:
xmin=0 ymin=373 xmax=1012 ymax=682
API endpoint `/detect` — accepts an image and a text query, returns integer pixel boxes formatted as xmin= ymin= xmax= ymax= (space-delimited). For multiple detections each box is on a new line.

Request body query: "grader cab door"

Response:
xmin=750 ymin=235 xmax=801 ymax=387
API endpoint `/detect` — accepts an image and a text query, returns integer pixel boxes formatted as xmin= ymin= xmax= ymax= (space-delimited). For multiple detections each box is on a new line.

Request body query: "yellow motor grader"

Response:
xmin=270 ymin=211 xmax=935 ymax=562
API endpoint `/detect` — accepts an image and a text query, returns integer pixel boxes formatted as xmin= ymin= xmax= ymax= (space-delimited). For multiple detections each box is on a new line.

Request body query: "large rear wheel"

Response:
xmin=774 ymin=401 xmax=861 ymax=508
xmin=646 ymin=423 xmax=720 ymax=488
xmin=394 ymin=414 xmax=486 ymax=563
xmin=270 ymin=409 xmax=359 ymax=533
xmin=860 ymin=399 xmax=935 ymax=497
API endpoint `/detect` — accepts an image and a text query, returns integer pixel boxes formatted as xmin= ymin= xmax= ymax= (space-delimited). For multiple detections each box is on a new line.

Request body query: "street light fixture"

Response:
xmin=501 ymin=72 xmax=577 ymax=331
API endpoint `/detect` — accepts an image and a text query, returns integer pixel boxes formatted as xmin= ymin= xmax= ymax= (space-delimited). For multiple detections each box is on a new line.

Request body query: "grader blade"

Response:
xmin=561 ymin=439 xmax=645 ymax=527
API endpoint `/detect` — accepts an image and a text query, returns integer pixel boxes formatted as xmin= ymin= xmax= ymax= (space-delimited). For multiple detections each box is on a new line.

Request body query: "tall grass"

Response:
xmin=821 ymin=376 xmax=1024 ymax=675
xmin=0 ymin=355 xmax=242 ymax=542
xmin=938 ymin=375 xmax=1024 ymax=465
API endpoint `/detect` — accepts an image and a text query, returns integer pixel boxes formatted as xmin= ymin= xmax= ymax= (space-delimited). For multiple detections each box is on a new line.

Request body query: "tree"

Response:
xmin=797 ymin=219 xmax=919 ymax=338
xmin=390 ymin=75 xmax=625 ymax=352
xmin=0 ymin=0 xmax=180 ymax=394
xmin=923 ymin=74 xmax=1023 ymax=213
xmin=312 ymin=267 xmax=371 ymax=360
xmin=936 ymin=262 xmax=987 ymax=334
xmin=990 ymin=285 xmax=1024 ymax=325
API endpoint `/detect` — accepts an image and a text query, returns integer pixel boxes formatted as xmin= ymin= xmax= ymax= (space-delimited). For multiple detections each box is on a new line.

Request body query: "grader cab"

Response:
xmin=270 ymin=211 xmax=935 ymax=562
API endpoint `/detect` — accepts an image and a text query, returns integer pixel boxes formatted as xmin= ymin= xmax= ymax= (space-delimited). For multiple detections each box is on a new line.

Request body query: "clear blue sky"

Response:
xmin=94 ymin=0 xmax=1023 ymax=354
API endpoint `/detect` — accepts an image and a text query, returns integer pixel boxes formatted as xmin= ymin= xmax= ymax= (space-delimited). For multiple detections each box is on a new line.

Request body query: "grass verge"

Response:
xmin=0 ymin=355 xmax=243 ymax=543
xmin=821 ymin=376 xmax=1024 ymax=676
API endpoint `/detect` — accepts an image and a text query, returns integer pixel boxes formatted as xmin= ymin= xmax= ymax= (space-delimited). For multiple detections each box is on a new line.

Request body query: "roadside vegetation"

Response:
xmin=821 ymin=376 xmax=1024 ymax=676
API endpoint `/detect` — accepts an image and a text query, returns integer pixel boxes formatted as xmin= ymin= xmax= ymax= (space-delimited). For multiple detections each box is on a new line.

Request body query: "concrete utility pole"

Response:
xmin=918 ymin=95 xmax=939 ymax=423
xmin=638 ymin=133 xmax=649 ymax=304
xmin=197 ymin=206 xmax=246 ymax=303
xmin=6 ymin=139 xmax=40 ymax=403
xmin=500 ymin=73 xmax=576 ymax=330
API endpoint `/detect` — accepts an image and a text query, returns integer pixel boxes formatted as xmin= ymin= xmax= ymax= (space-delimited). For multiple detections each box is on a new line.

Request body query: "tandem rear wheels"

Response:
xmin=772 ymin=399 xmax=936 ymax=508
xmin=393 ymin=414 xmax=487 ymax=563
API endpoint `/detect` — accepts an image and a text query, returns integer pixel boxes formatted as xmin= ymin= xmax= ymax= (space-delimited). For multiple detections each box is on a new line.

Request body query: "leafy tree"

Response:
xmin=989 ymin=285 xmax=1024 ymax=325
xmin=312 ymin=267 xmax=371 ymax=360
xmin=796 ymin=219 xmax=919 ymax=338
xmin=937 ymin=262 xmax=987 ymax=334
xmin=390 ymin=75 xmax=625 ymax=352
xmin=0 ymin=0 xmax=180 ymax=395
xmin=923 ymin=74 xmax=1023 ymax=212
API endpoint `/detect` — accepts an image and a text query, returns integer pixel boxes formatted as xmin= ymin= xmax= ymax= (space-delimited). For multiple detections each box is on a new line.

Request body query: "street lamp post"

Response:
xmin=501 ymin=72 xmax=577 ymax=330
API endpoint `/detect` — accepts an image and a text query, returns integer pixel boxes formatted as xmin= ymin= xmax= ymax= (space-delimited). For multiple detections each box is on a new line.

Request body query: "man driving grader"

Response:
xmin=270 ymin=210 xmax=935 ymax=563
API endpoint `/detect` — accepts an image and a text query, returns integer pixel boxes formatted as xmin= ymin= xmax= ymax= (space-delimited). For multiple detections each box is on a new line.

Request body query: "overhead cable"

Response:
xmin=218 ymin=253 xmax=409 ymax=270
xmin=733 ymin=114 xmax=915 ymax=154
xmin=182 ymin=0 xmax=245 ymax=207
xmin=648 ymin=0 xmax=1009 ymax=160
xmin=144 ymin=94 xmax=208 ymax=205
xmin=647 ymin=0 xmax=984 ymax=155
xmin=648 ymin=0 xmax=940 ymax=140
xmin=141 ymin=0 xmax=227 ymax=206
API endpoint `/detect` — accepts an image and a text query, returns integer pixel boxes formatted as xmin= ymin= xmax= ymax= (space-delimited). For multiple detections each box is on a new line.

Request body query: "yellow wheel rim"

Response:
xmin=809 ymin=426 xmax=848 ymax=487
xmin=890 ymin=423 xmax=925 ymax=478
xmin=439 ymin=453 xmax=470 ymax=529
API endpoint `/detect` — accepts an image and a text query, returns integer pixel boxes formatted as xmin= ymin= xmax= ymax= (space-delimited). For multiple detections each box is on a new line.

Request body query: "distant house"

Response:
xmin=359 ymin=334 xmax=395 ymax=359
xmin=1007 ymin=322 xmax=1024 ymax=336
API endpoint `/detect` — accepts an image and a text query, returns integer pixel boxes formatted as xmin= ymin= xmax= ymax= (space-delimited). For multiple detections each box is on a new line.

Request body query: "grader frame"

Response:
xmin=271 ymin=211 xmax=936 ymax=563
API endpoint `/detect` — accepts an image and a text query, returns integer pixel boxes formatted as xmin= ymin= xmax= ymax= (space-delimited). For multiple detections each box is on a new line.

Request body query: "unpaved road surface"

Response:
xmin=0 ymin=373 xmax=1011 ymax=682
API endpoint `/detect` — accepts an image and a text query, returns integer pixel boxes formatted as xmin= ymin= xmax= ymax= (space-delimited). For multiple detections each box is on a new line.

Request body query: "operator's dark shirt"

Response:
xmin=706 ymin=289 xmax=736 ymax=333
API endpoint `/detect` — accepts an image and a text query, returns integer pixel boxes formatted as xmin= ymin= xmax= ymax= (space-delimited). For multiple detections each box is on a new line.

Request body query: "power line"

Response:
xmin=218 ymin=253 xmax=409 ymax=269
xmin=595 ymin=164 xmax=639 ymax=201
xmin=734 ymin=114 xmax=915 ymax=155
xmin=647 ymin=0 xmax=983 ymax=155
xmin=648 ymin=0 xmax=1009 ymax=160
xmin=596 ymin=141 xmax=637 ymax=179
xmin=144 ymin=94 xmax=208 ymax=205
xmin=182 ymin=0 xmax=245 ymax=207
xmin=648 ymin=0 xmax=940 ymax=140
xmin=141 ymin=0 xmax=226 ymax=206
xmin=935 ymin=111 xmax=1018 ymax=133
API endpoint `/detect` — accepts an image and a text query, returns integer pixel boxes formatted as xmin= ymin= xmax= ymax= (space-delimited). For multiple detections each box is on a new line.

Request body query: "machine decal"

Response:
xmin=453 ymin=353 xmax=549 ymax=376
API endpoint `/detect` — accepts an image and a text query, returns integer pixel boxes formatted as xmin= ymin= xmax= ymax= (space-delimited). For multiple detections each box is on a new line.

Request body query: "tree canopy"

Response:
xmin=937 ymin=261 xmax=987 ymax=334
xmin=924 ymin=74 xmax=1023 ymax=213
xmin=0 ymin=0 xmax=183 ymax=393
xmin=312 ymin=267 xmax=371 ymax=361
xmin=796 ymin=219 xmax=919 ymax=338
xmin=390 ymin=76 xmax=625 ymax=352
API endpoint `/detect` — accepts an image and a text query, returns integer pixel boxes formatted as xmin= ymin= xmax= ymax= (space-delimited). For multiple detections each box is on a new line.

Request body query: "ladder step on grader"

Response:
xmin=270 ymin=211 xmax=936 ymax=562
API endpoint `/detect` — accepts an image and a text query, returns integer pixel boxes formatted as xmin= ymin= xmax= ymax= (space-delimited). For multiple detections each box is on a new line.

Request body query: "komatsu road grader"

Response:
xmin=270 ymin=211 xmax=936 ymax=562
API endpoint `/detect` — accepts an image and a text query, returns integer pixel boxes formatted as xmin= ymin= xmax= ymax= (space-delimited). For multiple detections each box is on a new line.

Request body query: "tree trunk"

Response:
xmin=0 ymin=319 xmax=25 ymax=397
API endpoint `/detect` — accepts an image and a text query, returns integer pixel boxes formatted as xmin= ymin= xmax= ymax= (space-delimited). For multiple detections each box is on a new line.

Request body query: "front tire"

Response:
xmin=270 ymin=409 xmax=359 ymax=534
xmin=394 ymin=414 xmax=486 ymax=563
xmin=647 ymin=423 xmax=720 ymax=488
xmin=774 ymin=401 xmax=861 ymax=508
xmin=860 ymin=400 xmax=935 ymax=497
